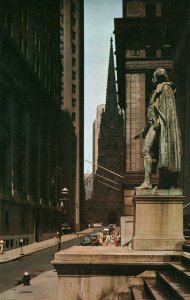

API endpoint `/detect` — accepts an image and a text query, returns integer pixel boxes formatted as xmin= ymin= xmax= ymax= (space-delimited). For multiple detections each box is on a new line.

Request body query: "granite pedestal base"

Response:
xmin=132 ymin=189 xmax=185 ymax=251
xmin=52 ymin=246 xmax=181 ymax=300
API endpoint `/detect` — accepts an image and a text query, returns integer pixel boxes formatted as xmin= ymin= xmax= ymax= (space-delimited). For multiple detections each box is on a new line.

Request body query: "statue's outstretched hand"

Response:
xmin=133 ymin=132 xmax=142 ymax=140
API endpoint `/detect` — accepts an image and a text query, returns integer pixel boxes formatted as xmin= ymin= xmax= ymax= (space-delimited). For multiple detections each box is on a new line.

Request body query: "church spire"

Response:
xmin=105 ymin=37 xmax=118 ymax=114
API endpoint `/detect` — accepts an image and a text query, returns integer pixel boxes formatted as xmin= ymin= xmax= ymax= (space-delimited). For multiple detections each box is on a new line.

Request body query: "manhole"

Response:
xmin=19 ymin=291 xmax=33 ymax=294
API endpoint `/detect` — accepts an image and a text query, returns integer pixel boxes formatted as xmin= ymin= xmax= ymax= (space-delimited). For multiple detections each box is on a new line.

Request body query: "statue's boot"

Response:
xmin=136 ymin=155 xmax=152 ymax=189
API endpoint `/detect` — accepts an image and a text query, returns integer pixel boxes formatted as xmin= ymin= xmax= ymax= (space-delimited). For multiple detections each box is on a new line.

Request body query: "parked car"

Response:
xmin=93 ymin=223 xmax=102 ymax=228
xmin=80 ymin=236 xmax=92 ymax=246
xmin=61 ymin=223 xmax=72 ymax=234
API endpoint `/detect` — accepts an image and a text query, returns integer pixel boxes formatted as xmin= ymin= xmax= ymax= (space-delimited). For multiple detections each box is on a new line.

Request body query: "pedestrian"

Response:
xmin=99 ymin=232 xmax=104 ymax=246
xmin=0 ymin=238 xmax=5 ymax=254
xmin=114 ymin=232 xmax=121 ymax=246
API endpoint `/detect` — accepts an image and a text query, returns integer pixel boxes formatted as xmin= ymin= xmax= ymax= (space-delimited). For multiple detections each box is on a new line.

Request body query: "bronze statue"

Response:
xmin=133 ymin=68 xmax=182 ymax=189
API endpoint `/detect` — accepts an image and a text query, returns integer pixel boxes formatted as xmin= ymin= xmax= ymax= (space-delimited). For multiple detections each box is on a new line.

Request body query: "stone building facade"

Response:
xmin=161 ymin=1 xmax=190 ymax=221
xmin=92 ymin=38 xmax=125 ymax=225
xmin=114 ymin=0 xmax=190 ymax=240
xmin=0 ymin=0 xmax=74 ymax=249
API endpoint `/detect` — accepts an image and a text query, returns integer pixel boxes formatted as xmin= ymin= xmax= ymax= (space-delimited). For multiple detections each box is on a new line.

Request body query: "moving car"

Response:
xmin=80 ymin=236 xmax=92 ymax=246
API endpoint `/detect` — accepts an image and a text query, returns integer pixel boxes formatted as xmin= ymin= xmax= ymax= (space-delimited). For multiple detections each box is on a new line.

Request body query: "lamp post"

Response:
xmin=50 ymin=166 xmax=62 ymax=205
xmin=56 ymin=187 xmax=69 ymax=252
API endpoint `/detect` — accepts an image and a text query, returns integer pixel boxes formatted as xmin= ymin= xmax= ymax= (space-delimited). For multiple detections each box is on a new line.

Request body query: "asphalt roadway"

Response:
xmin=0 ymin=228 xmax=93 ymax=300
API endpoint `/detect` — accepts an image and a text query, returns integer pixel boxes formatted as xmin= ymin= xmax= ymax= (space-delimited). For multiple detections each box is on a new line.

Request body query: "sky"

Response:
xmin=84 ymin=0 xmax=122 ymax=173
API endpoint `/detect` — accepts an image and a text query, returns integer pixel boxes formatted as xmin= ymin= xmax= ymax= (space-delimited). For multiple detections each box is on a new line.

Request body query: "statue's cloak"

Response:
xmin=154 ymin=82 xmax=182 ymax=172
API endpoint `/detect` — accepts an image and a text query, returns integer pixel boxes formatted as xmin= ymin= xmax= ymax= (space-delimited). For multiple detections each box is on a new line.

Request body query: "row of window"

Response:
xmin=127 ymin=2 xmax=159 ymax=17
xmin=129 ymin=46 xmax=172 ymax=58
xmin=18 ymin=32 xmax=58 ymax=93
xmin=4 ymin=15 xmax=58 ymax=89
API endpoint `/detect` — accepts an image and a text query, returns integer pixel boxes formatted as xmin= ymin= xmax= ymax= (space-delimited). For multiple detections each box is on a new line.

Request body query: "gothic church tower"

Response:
xmin=92 ymin=38 xmax=125 ymax=225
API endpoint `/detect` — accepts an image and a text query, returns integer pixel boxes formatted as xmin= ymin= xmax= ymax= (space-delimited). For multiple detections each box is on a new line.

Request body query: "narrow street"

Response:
xmin=0 ymin=238 xmax=81 ymax=293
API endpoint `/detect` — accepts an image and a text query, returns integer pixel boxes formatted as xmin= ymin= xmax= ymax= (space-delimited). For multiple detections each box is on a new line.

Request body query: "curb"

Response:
xmin=0 ymin=231 xmax=92 ymax=264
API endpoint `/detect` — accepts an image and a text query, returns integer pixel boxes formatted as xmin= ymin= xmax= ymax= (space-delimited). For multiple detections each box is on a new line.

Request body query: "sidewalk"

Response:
xmin=0 ymin=228 xmax=93 ymax=300
xmin=0 ymin=229 xmax=93 ymax=264
xmin=0 ymin=270 xmax=58 ymax=300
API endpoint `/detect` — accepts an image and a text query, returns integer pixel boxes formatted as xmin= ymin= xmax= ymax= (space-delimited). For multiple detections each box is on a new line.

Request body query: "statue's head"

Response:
xmin=152 ymin=68 xmax=169 ymax=87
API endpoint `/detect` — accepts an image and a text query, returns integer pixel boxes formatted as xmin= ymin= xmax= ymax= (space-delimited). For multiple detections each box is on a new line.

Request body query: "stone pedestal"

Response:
xmin=52 ymin=246 xmax=182 ymax=300
xmin=132 ymin=189 xmax=185 ymax=251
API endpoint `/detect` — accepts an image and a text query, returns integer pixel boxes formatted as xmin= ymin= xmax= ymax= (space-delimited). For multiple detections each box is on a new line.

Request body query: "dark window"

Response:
xmin=24 ymin=39 xmax=28 ymax=58
xmin=145 ymin=46 xmax=156 ymax=57
xmin=72 ymin=3 xmax=76 ymax=13
xmin=161 ymin=45 xmax=172 ymax=57
xmin=19 ymin=32 xmax=23 ymax=50
xmin=72 ymin=112 xmax=76 ymax=122
xmin=131 ymin=49 xmax=139 ymax=56
xmin=72 ymin=58 xmax=76 ymax=67
xmin=5 ymin=211 xmax=9 ymax=226
xmin=72 ymin=18 xmax=76 ymax=27
xmin=72 ymin=30 xmax=76 ymax=40
xmin=145 ymin=4 xmax=156 ymax=17
xmin=72 ymin=44 xmax=76 ymax=53
xmin=33 ymin=26 xmax=35 ymax=43
xmin=72 ymin=71 xmax=76 ymax=80
xmin=72 ymin=84 xmax=76 ymax=93
xmin=72 ymin=98 xmax=76 ymax=107
xmin=33 ymin=54 xmax=36 ymax=70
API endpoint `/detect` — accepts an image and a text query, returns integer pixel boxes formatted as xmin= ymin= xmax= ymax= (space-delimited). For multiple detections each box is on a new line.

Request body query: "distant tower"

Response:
xmin=93 ymin=104 xmax=105 ymax=173
xmin=92 ymin=38 xmax=125 ymax=224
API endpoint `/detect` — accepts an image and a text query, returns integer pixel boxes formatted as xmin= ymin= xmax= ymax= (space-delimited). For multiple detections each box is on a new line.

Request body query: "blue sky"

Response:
xmin=84 ymin=0 xmax=122 ymax=173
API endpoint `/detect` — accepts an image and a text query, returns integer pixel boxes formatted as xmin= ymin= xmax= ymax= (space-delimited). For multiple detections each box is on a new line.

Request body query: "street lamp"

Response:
xmin=56 ymin=187 xmax=69 ymax=252
xmin=60 ymin=187 xmax=69 ymax=207
xmin=50 ymin=166 xmax=63 ymax=206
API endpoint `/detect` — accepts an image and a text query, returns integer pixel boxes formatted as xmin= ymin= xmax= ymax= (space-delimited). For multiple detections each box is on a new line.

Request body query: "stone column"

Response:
xmin=121 ymin=73 xmax=145 ymax=245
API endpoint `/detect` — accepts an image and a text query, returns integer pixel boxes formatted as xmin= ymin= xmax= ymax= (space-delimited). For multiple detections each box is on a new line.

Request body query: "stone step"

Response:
xmin=156 ymin=271 xmax=190 ymax=300
xmin=182 ymin=244 xmax=190 ymax=253
xmin=169 ymin=262 xmax=190 ymax=282
xmin=144 ymin=278 xmax=170 ymax=300
xmin=117 ymin=291 xmax=132 ymax=300
xmin=131 ymin=286 xmax=152 ymax=300
xmin=182 ymin=254 xmax=190 ymax=266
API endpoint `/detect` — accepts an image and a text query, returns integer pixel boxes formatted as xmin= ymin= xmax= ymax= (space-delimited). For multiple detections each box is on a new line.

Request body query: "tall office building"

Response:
xmin=60 ymin=0 xmax=84 ymax=231
xmin=93 ymin=104 xmax=105 ymax=173
xmin=0 ymin=0 xmax=63 ymax=248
